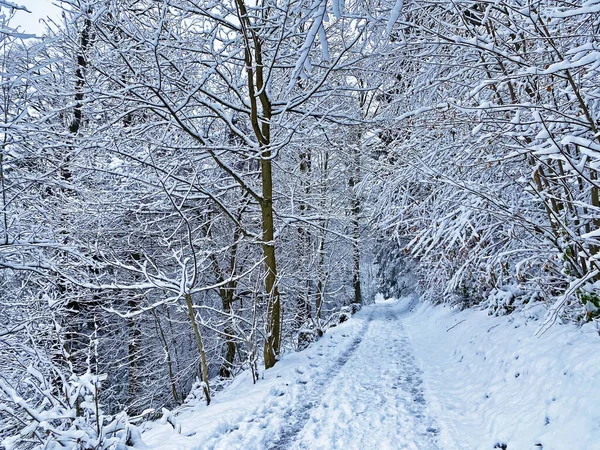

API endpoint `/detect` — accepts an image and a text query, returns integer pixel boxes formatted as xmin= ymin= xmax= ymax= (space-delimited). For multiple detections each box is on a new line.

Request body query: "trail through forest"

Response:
xmin=142 ymin=297 xmax=600 ymax=450
xmin=143 ymin=299 xmax=443 ymax=450
xmin=276 ymin=301 xmax=442 ymax=450
xmin=3 ymin=3 xmax=600 ymax=449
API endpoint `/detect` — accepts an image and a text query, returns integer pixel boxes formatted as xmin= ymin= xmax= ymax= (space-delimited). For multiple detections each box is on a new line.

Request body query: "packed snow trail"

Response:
xmin=280 ymin=301 xmax=441 ymax=450
xmin=142 ymin=299 xmax=441 ymax=449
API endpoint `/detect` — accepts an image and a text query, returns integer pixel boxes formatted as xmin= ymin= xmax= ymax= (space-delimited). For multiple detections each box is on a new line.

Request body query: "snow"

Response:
xmin=287 ymin=304 xmax=439 ymax=449
xmin=332 ymin=0 xmax=344 ymax=19
xmin=385 ymin=0 xmax=404 ymax=37
xmin=374 ymin=292 xmax=397 ymax=304
xmin=287 ymin=0 xmax=328 ymax=91
xmin=138 ymin=297 xmax=600 ymax=450
xmin=551 ymin=1 xmax=600 ymax=18
xmin=140 ymin=300 xmax=439 ymax=449
xmin=404 ymin=299 xmax=600 ymax=450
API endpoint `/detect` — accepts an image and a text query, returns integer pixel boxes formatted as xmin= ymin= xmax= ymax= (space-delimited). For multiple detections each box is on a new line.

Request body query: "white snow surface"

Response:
xmin=139 ymin=298 xmax=600 ymax=450
xmin=404 ymin=300 xmax=600 ymax=450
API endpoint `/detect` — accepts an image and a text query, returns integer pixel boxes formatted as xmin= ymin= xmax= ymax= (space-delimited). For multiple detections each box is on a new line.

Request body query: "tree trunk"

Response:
xmin=184 ymin=293 xmax=210 ymax=405
xmin=295 ymin=151 xmax=312 ymax=329
xmin=59 ymin=11 xmax=93 ymax=374
xmin=152 ymin=309 xmax=181 ymax=405
xmin=351 ymin=211 xmax=362 ymax=305
xmin=219 ymin=290 xmax=237 ymax=378
xmin=261 ymin=155 xmax=281 ymax=369
xmin=235 ymin=0 xmax=282 ymax=369
xmin=127 ymin=297 xmax=141 ymax=407
xmin=315 ymin=235 xmax=326 ymax=319
xmin=349 ymin=146 xmax=362 ymax=305
xmin=315 ymin=151 xmax=330 ymax=319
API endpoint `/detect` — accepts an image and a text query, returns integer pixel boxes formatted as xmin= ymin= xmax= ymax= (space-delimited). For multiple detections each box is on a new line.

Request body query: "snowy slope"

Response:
xmin=404 ymin=300 xmax=600 ymax=450
xmin=139 ymin=298 xmax=600 ymax=450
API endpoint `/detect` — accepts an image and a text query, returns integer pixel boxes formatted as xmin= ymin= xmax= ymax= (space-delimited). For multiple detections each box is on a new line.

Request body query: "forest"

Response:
xmin=1 ymin=0 xmax=599 ymax=448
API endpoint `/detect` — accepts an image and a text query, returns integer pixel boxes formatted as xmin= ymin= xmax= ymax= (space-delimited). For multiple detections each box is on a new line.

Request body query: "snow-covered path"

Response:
xmin=283 ymin=302 xmax=440 ymax=450
xmin=142 ymin=300 xmax=441 ymax=450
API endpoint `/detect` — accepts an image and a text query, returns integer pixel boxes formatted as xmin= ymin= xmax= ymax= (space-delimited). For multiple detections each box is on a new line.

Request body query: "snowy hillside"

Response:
xmin=137 ymin=298 xmax=600 ymax=450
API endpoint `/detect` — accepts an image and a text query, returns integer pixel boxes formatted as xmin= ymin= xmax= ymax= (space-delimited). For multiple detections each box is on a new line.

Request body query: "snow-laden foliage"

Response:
xmin=372 ymin=0 xmax=600 ymax=322
xmin=0 ymin=369 xmax=145 ymax=450
xmin=0 ymin=0 xmax=393 ymax=447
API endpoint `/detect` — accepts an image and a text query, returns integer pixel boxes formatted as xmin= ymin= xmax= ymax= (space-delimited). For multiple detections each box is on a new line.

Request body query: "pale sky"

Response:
xmin=11 ymin=0 xmax=61 ymax=36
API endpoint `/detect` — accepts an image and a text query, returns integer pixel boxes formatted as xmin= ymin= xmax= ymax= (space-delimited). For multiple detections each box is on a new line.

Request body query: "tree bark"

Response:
xmin=235 ymin=0 xmax=282 ymax=369
xmin=184 ymin=293 xmax=210 ymax=405
xmin=349 ymin=146 xmax=362 ymax=305
xmin=260 ymin=157 xmax=281 ymax=369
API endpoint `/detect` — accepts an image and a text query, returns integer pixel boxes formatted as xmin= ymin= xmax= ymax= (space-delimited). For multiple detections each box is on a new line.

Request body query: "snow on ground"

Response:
xmin=141 ymin=301 xmax=440 ymax=449
xmin=403 ymin=298 xmax=600 ymax=450
xmin=140 ymin=298 xmax=600 ymax=450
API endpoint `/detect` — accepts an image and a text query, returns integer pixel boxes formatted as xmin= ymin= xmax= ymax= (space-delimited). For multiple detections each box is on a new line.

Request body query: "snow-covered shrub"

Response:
xmin=367 ymin=1 xmax=600 ymax=323
xmin=337 ymin=306 xmax=353 ymax=324
xmin=0 ymin=370 xmax=145 ymax=450
xmin=350 ymin=303 xmax=362 ymax=314
xmin=332 ymin=303 xmax=361 ymax=325
xmin=578 ymin=282 xmax=600 ymax=321
xmin=485 ymin=285 xmax=538 ymax=316
xmin=296 ymin=328 xmax=320 ymax=351
xmin=157 ymin=408 xmax=182 ymax=434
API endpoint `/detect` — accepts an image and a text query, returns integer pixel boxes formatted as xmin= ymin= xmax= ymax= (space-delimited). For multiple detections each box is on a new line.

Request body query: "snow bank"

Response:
xmin=403 ymin=300 xmax=600 ymax=450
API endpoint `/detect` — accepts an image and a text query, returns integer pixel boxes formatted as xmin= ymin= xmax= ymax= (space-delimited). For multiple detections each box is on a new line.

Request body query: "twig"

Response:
xmin=446 ymin=319 xmax=466 ymax=332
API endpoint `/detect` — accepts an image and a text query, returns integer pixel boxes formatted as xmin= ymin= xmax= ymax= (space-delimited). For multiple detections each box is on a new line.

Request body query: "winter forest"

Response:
xmin=1 ymin=0 xmax=600 ymax=449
